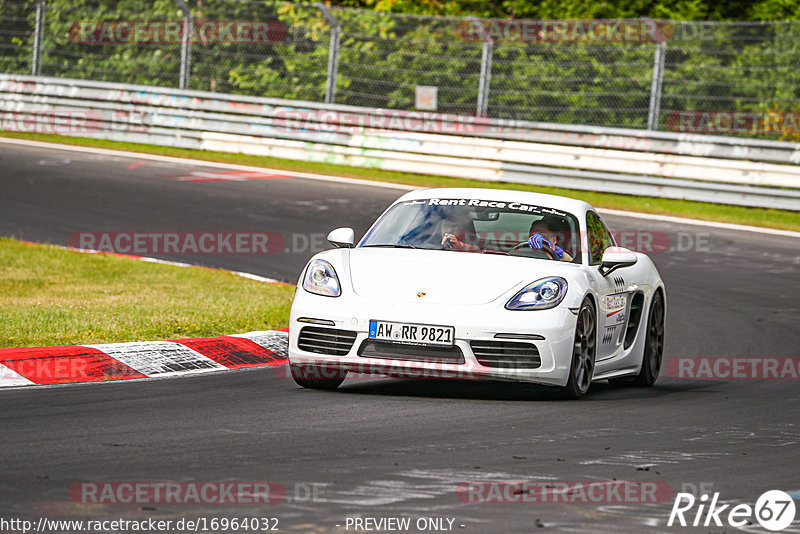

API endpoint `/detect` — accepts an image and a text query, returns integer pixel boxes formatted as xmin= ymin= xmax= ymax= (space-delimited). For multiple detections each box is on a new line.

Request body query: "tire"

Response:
xmin=561 ymin=298 xmax=596 ymax=399
xmin=631 ymin=291 xmax=665 ymax=387
xmin=290 ymin=364 xmax=346 ymax=390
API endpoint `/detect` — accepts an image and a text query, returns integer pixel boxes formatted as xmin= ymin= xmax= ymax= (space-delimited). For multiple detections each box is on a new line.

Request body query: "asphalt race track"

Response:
xmin=1 ymin=141 xmax=799 ymax=533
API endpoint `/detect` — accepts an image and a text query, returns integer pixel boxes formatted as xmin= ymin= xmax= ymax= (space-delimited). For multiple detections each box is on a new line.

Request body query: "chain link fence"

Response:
xmin=1 ymin=0 xmax=800 ymax=139
xmin=0 ymin=0 xmax=38 ymax=75
xmin=332 ymin=9 xmax=483 ymax=115
xmin=660 ymin=23 xmax=800 ymax=140
xmin=40 ymin=0 xmax=184 ymax=87
xmin=185 ymin=1 xmax=329 ymax=101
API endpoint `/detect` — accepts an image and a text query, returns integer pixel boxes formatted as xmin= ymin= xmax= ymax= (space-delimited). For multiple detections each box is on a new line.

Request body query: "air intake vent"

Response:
xmin=297 ymin=326 xmax=358 ymax=356
xmin=470 ymin=340 xmax=541 ymax=369
xmin=358 ymin=340 xmax=465 ymax=364
xmin=624 ymin=293 xmax=645 ymax=349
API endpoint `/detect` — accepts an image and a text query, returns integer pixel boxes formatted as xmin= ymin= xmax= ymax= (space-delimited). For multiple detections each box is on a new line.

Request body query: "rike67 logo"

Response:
xmin=668 ymin=490 xmax=796 ymax=531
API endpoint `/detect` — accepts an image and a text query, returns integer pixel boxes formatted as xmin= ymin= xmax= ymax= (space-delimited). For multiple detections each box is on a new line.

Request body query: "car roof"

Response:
xmin=394 ymin=187 xmax=594 ymax=217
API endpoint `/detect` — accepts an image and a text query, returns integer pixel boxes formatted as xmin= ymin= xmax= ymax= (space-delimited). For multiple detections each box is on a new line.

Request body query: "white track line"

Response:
xmin=597 ymin=208 xmax=800 ymax=238
xmin=0 ymin=137 xmax=416 ymax=191
xmin=65 ymin=246 xmax=284 ymax=284
xmin=1 ymin=136 xmax=797 ymax=238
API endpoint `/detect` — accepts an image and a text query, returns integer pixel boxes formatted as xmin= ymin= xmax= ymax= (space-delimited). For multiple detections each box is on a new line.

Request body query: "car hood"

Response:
xmin=347 ymin=248 xmax=569 ymax=305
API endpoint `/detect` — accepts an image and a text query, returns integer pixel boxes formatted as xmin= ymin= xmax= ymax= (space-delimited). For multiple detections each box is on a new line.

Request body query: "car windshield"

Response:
xmin=360 ymin=197 xmax=581 ymax=262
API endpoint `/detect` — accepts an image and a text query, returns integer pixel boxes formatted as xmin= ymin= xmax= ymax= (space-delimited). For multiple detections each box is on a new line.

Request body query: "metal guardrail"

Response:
xmin=1 ymin=74 xmax=799 ymax=210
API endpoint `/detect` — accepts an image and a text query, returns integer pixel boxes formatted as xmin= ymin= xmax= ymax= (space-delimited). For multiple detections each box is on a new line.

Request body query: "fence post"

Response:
xmin=647 ymin=41 xmax=666 ymax=130
xmin=175 ymin=0 xmax=193 ymax=90
xmin=477 ymin=39 xmax=493 ymax=117
xmin=31 ymin=0 xmax=45 ymax=76
xmin=316 ymin=3 xmax=341 ymax=104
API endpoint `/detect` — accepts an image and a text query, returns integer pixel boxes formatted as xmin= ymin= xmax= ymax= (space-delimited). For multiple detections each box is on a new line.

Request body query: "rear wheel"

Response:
xmin=561 ymin=298 xmax=596 ymax=399
xmin=290 ymin=364 xmax=346 ymax=390
xmin=632 ymin=292 xmax=664 ymax=387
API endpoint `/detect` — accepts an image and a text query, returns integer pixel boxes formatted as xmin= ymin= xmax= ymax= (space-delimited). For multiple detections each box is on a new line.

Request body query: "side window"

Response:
xmin=586 ymin=212 xmax=615 ymax=265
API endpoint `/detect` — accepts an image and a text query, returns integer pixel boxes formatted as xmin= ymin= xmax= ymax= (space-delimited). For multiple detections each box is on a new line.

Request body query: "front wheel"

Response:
xmin=290 ymin=364 xmax=346 ymax=390
xmin=561 ymin=298 xmax=596 ymax=399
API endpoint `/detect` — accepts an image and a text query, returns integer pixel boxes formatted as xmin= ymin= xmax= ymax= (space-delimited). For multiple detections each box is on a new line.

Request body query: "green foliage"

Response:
xmin=0 ymin=236 xmax=293 ymax=347
xmin=333 ymin=0 xmax=800 ymax=21
xmin=0 ymin=1 xmax=36 ymax=74
xmin=1 ymin=0 xmax=799 ymax=137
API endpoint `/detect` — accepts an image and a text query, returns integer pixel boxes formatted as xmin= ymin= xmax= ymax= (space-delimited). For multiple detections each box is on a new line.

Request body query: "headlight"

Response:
xmin=505 ymin=277 xmax=567 ymax=310
xmin=302 ymin=259 xmax=341 ymax=297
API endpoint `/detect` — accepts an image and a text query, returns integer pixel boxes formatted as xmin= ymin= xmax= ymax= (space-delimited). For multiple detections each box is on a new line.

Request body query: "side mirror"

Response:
xmin=327 ymin=227 xmax=355 ymax=248
xmin=599 ymin=247 xmax=637 ymax=276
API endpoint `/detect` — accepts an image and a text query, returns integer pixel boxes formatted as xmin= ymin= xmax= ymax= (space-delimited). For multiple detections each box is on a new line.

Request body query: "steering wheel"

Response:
xmin=509 ymin=241 xmax=559 ymax=260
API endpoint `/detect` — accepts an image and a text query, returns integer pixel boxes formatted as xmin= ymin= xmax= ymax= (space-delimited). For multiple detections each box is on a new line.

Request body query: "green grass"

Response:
xmin=2 ymin=131 xmax=799 ymax=232
xmin=0 ymin=238 xmax=294 ymax=348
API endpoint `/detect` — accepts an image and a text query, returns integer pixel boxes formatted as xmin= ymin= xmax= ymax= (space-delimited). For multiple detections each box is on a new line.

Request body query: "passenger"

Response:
xmin=440 ymin=217 xmax=481 ymax=252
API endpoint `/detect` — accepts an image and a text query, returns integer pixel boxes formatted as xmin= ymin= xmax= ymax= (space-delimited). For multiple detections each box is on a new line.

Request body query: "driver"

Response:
xmin=528 ymin=219 xmax=574 ymax=262
xmin=441 ymin=216 xmax=481 ymax=252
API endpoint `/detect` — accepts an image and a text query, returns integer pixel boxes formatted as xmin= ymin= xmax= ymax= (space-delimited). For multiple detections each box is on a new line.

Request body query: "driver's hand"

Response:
xmin=528 ymin=234 xmax=564 ymax=259
xmin=527 ymin=233 xmax=550 ymax=250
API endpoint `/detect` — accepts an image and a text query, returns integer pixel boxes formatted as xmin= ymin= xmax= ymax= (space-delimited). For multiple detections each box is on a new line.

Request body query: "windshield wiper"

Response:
xmin=361 ymin=243 xmax=419 ymax=249
xmin=482 ymin=248 xmax=509 ymax=255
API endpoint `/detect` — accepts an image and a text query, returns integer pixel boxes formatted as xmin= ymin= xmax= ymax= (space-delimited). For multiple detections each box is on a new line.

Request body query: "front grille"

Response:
xmin=470 ymin=340 xmax=541 ymax=369
xmin=358 ymin=340 xmax=465 ymax=364
xmin=297 ymin=326 xmax=358 ymax=356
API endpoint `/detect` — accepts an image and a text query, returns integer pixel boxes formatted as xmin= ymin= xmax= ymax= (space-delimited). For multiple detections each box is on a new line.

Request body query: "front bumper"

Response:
xmin=288 ymin=291 xmax=578 ymax=387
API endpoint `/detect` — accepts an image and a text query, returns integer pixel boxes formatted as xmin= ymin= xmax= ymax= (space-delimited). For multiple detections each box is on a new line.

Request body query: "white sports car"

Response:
xmin=288 ymin=188 xmax=665 ymax=398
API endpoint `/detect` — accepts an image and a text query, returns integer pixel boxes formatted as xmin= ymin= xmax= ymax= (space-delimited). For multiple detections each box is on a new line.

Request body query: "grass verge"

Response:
xmin=1 ymin=131 xmax=799 ymax=232
xmin=0 ymin=238 xmax=294 ymax=348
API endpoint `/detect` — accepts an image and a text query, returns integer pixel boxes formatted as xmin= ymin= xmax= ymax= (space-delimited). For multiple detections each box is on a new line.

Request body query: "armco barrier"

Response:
xmin=1 ymin=74 xmax=799 ymax=210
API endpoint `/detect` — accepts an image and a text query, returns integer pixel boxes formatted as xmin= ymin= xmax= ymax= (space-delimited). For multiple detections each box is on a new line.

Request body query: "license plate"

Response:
xmin=368 ymin=320 xmax=455 ymax=347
